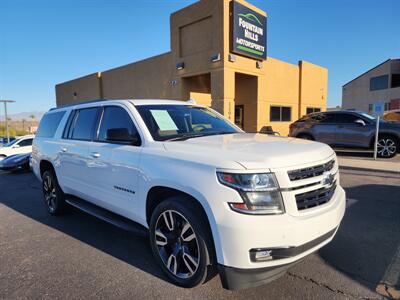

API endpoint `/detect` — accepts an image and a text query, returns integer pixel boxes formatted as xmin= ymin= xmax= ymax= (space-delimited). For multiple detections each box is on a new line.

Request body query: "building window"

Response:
xmin=306 ymin=107 xmax=321 ymax=115
xmin=384 ymin=102 xmax=390 ymax=111
xmin=270 ymin=106 xmax=291 ymax=122
xmin=368 ymin=104 xmax=373 ymax=113
xmin=391 ymin=74 xmax=400 ymax=88
xmin=370 ymin=75 xmax=389 ymax=91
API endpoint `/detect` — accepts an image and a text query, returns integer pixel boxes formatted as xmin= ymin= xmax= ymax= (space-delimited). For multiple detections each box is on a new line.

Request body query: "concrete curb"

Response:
xmin=339 ymin=165 xmax=400 ymax=175
xmin=376 ymin=283 xmax=400 ymax=299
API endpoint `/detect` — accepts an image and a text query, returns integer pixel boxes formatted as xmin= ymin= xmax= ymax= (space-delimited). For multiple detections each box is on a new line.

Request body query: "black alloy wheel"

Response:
xmin=42 ymin=170 xmax=66 ymax=215
xmin=377 ymin=136 xmax=398 ymax=158
xmin=149 ymin=197 xmax=215 ymax=288
xmin=155 ymin=210 xmax=200 ymax=279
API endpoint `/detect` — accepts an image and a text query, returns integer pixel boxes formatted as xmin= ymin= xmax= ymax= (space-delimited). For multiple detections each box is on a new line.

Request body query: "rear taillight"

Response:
xmin=289 ymin=123 xmax=295 ymax=130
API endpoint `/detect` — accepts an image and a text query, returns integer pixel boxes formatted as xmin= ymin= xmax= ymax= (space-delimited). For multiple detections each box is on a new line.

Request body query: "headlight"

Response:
xmin=217 ymin=172 xmax=284 ymax=215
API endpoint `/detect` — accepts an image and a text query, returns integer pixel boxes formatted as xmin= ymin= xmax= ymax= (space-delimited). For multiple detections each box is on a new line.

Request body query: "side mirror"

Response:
xmin=106 ymin=128 xmax=140 ymax=145
xmin=13 ymin=144 xmax=20 ymax=148
xmin=354 ymin=119 xmax=366 ymax=126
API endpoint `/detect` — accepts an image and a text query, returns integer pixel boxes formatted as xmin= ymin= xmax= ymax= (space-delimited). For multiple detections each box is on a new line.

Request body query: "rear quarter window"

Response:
xmin=296 ymin=116 xmax=310 ymax=122
xmin=36 ymin=111 xmax=66 ymax=138
xmin=310 ymin=113 xmax=335 ymax=123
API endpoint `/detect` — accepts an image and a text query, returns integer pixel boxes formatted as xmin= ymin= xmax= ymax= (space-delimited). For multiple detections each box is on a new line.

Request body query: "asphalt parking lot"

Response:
xmin=0 ymin=167 xmax=399 ymax=299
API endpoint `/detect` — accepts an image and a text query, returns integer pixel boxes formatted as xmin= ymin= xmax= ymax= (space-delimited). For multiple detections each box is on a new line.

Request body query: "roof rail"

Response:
xmin=49 ymin=99 xmax=107 ymax=111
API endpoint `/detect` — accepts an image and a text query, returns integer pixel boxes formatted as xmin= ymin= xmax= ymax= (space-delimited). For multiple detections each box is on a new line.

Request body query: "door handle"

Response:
xmin=91 ymin=152 xmax=100 ymax=158
xmin=60 ymin=147 xmax=68 ymax=153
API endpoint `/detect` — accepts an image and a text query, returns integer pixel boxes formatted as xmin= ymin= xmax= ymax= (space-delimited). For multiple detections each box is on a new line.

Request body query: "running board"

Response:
xmin=65 ymin=196 xmax=148 ymax=237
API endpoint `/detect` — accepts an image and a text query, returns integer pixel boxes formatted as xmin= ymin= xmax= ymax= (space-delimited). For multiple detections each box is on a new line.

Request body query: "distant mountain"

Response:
xmin=0 ymin=111 xmax=45 ymax=121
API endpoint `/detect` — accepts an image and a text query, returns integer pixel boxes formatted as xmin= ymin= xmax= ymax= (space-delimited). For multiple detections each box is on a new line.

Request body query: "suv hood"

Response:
xmin=163 ymin=133 xmax=334 ymax=170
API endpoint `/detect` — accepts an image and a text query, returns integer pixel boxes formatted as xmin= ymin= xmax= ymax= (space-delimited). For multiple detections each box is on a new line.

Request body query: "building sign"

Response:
xmin=231 ymin=1 xmax=267 ymax=60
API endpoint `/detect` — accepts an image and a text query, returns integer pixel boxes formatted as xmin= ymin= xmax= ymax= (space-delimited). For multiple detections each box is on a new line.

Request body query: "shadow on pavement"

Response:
xmin=1 ymin=171 xmax=400 ymax=295
xmin=319 ymin=183 xmax=400 ymax=291
xmin=0 ymin=172 xmax=168 ymax=284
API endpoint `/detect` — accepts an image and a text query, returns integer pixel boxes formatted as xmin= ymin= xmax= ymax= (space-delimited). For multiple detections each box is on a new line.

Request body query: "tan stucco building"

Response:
xmin=56 ymin=0 xmax=328 ymax=136
xmin=342 ymin=59 xmax=400 ymax=113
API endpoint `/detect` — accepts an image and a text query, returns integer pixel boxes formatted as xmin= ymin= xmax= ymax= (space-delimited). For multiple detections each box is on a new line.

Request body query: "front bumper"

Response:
xmin=214 ymin=185 xmax=346 ymax=270
xmin=0 ymin=161 xmax=29 ymax=171
xmin=218 ymin=227 xmax=338 ymax=290
xmin=219 ymin=262 xmax=293 ymax=291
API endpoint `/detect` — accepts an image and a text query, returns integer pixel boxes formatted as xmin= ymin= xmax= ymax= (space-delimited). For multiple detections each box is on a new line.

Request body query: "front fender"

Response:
xmin=137 ymin=153 xmax=232 ymax=264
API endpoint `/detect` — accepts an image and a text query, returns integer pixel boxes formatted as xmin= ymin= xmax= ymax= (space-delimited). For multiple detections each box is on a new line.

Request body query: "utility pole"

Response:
xmin=0 ymin=100 xmax=16 ymax=144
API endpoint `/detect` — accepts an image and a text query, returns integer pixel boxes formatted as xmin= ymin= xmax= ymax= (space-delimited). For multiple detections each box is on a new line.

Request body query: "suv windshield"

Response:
xmin=136 ymin=105 xmax=239 ymax=141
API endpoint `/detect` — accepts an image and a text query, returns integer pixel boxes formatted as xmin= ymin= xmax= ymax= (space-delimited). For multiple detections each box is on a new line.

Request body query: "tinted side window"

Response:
xmin=18 ymin=139 xmax=33 ymax=147
xmin=309 ymin=113 xmax=335 ymax=123
xmin=296 ymin=115 xmax=310 ymax=122
xmin=319 ymin=114 xmax=335 ymax=123
xmin=71 ymin=108 xmax=99 ymax=140
xmin=36 ymin=111 xmax=66 ymax=138
xmin=98 ymin=106 xmax=139 ymax=143
xmin=335 ymin=113 xmax=359 ymax=123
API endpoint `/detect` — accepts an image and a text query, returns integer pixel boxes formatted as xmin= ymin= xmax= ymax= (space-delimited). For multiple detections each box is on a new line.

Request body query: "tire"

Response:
xmin=297 ymin=133 xmax=314 ymax=141
xmin=42 ymin=170 xmax=66 ymax=215
xmin=149 ymin=196 xmax=215 ymax=288
xmin=376 ymin=135 xmax=398 ymax=158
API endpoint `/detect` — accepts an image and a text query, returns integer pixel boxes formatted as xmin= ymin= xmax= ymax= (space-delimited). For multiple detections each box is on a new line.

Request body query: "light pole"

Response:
xmin=0 ymin=100 xmax=16 ymax=144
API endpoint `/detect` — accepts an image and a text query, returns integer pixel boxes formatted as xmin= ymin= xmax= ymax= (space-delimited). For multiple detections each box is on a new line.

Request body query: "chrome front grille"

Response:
xmin=288 ymin=159 xmax=335 ymax=181
xmin=295 ymin=182 xmax=337 ymax=211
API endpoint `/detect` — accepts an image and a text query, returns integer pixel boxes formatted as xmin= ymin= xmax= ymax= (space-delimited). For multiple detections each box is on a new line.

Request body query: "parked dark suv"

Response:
xmin=289 ymin=111 xmax=400 ymax=158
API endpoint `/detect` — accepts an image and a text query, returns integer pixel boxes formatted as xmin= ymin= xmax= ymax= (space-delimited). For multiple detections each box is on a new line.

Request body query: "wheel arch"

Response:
xmin=39 ymin=160 xmax=55 ymax=177
xmin=146 ymin=186 xmax=212 ymax=228
xmin=145 ymin=185 xmax=221 ymax=263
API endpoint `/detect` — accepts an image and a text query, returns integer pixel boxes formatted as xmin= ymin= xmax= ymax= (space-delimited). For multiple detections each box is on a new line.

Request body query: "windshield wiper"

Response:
xmin=166 ymin=131 xmax=235 ymax=142
xmin=166 ymin=133 xmax=208 ymax=142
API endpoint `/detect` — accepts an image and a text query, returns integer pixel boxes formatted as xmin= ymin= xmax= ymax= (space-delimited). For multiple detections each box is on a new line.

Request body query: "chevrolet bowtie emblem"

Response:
xmin=322 ymin=173 xmax=334 ymax=186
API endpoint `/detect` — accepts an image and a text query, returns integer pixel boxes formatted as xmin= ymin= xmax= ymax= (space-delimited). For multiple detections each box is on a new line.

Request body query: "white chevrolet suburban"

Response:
xmin=32 ymin=99 xmax=346 ymax=290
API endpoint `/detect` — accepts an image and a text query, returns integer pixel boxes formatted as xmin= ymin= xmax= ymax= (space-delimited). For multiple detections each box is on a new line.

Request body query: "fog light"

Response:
xmin=250 ymin=249 xmax=273 ymax=262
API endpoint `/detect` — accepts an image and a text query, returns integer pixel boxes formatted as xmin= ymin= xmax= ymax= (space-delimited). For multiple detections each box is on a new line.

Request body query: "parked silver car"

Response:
xmin=289 ymin=111 xmax=400 ymax=158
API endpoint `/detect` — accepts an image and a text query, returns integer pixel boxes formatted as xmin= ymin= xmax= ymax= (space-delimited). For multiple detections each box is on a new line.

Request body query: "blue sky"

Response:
xmin=1 ymin=0 xmax=399 ymax=114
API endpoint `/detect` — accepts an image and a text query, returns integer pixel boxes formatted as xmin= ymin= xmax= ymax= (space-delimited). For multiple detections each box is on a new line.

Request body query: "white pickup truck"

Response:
xmin=32 ymin=99 xmax=345 ymax=290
